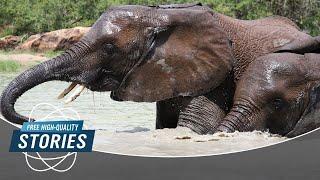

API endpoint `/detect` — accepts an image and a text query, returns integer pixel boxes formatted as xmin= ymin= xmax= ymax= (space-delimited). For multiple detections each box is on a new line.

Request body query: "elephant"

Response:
xmin=216 ymin=53 xmax=320 ymax=137
xmin=1 ymin=3 xmax=234 ymax=125
xmin=0 ymin=3 xmax=319 ymax=137
xmin=153 ymin=3 xmax=320 ymax=135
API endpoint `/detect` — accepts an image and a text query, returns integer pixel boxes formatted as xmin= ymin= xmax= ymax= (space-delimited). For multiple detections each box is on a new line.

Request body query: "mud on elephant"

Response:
xmin=1 ymin=3 xmax=319 ymax=137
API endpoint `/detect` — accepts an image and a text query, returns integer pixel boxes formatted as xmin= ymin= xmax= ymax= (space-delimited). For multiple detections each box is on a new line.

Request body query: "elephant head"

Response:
xmin=217 ymin=53 xmax=320 ymax=136
xmin=0 ymin=4 xmax=234 ymax=124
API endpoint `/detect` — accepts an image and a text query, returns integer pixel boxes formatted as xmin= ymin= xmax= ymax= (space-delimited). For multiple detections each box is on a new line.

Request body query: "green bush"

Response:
xmin=0 ymin=0 xmax=319 ymax=37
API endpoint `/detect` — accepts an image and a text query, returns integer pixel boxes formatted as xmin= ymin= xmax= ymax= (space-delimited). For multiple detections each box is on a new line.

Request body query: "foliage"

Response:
xmin=0 ymin=0 xmax=319 ymax=37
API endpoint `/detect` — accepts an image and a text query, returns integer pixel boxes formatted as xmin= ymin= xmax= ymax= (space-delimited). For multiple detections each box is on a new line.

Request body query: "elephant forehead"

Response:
xmin=101 ymin=20 xmax=121 ymax=35
xmin=104 ymin=6 xmax=169 ymax=24
xmin=88 ymin=8 xmax=146 ymax=40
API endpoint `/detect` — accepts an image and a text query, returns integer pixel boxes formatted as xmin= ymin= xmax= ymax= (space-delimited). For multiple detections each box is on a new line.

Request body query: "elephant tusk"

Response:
xmin=64 ymin=85 xmax=85 ymax=104
xmin=57 ymin=82 xmax=77 ymax=99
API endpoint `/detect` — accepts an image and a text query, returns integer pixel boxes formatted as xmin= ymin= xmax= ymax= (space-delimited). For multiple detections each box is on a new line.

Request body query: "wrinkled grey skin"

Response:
xmin=1 ymin=3 xmax=319 ymax=137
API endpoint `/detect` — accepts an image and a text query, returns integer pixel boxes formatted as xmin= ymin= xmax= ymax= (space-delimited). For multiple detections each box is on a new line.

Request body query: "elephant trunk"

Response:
xmin=216 ymin=100 xmax=264 ymax=132
xmin=0 ymin=40 xmax=91 ymax=124
xmin=216 ymin=108 xmax=250 ymax=132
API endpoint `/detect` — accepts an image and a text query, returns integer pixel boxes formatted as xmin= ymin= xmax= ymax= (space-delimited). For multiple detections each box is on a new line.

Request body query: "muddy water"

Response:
xmin=0 ymin=73 xmax=287 ymax=156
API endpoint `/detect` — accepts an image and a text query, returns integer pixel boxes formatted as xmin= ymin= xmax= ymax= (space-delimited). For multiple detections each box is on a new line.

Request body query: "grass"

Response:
xmin=0 ymin=60 xmax=21 ymax=72
xmin=0 ymin=49 xmax=62 ymax=58
xmin=0 ymin=60 xmax=40 ymax=73
xmin=0 ymin=49 xmax=37 ymax=55
xmin=43 ymin=50 xmax=63 ymax=58
xmin=0 ymin=50 xmax=62 ymax=73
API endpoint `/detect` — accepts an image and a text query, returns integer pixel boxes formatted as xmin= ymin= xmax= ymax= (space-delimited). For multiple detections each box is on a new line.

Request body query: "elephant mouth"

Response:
xmin=58 ymin=34 xmax=158 ymax=104
xmin=58 ymin=75 xmax=120 ymax=104
xmin=86 ymin=76 xmax=120 ymax=92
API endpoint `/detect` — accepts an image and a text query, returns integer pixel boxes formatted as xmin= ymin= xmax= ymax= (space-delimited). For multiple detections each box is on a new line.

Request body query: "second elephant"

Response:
xmin=217 ymin=53 xmax=320 ymax=137
xmin=155 ymin=3 xmax=320 ymax=135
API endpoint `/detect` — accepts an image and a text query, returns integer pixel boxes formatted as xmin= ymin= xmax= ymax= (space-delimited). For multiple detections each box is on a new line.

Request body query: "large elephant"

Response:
xmin=0 ymin=3 xmax=319 ymax=137
xmin=1 ymin=3 xmax=234 ymax=125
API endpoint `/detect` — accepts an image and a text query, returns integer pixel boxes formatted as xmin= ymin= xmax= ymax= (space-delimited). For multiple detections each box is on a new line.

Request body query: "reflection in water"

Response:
xmin=0 ymin=73 xmax=286 ymax=156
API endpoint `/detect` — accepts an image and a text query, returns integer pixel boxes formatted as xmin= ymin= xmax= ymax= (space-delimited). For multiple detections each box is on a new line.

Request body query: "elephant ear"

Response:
xmin=286 ymin=83 xmax=320 ymax=137
xmin=112 ymin=7 xmax=234 ymax=102
xmin=275 ymin=35 xmax=320 ymax=54
xmin=270 ymin=16 xmax=320 ymax=54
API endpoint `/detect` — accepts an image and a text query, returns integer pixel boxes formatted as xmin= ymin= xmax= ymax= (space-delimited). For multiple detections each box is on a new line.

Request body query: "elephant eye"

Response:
xmin=103 ymin=43 xmax=115 ymax=55
xmin=273 ymin=98 xmax=284 ymax=110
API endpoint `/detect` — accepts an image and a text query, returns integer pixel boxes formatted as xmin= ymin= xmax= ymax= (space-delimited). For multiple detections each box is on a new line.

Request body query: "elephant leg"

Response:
xmin=156 ymin=97 xmax=192 ymax=129
xmin=156 ymin=95 xmax=228 ymax=133
xmin=156 ymin=73 xmax=235 ymax=132
xmin=177 ymin=75 xmax=235 ymax=134
xmin=177 ymin=96 xmax=226 ymax=134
